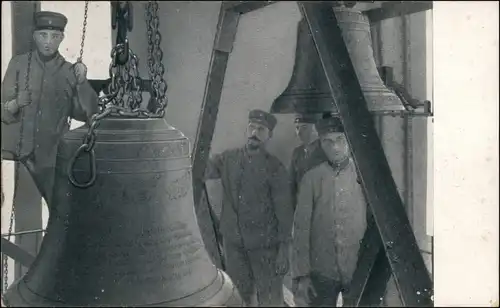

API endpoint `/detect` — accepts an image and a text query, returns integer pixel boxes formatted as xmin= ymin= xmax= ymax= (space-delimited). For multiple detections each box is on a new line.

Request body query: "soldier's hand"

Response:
xmin=7 ymin=91 xmax=32 ymax=113
xmin=73 ymin=62 xmax=88 ymax=84
xmin=18 ymin=90 xmax=32 ymax=107
xmin=275 ymin=242 xmax=290 ymax=275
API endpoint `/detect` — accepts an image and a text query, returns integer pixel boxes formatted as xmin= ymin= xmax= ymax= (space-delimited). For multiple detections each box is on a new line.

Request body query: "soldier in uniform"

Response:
xmin=205 ymin=109 xmax=294 ymax=306
xmin=289 ymin=113 xmax=327 ymax=211
xmin=1 ymin=11 xmax=99 ymax=207
xmin=292 ymin=115 xmax=367 ymax=307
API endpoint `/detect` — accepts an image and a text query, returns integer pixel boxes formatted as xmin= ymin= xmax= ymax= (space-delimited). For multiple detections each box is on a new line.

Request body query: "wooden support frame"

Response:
xmin=298 ymin=2 xmax=433 ymax=306
xmin=191 ymin=1 xmax=433 ymax=307
xmin=2 ymin=1 xmax=434 ymax=306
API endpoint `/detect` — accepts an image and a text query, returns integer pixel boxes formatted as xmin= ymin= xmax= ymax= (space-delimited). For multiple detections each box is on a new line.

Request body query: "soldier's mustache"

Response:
xmin=248 ymin=136 xmax=260 ymax=142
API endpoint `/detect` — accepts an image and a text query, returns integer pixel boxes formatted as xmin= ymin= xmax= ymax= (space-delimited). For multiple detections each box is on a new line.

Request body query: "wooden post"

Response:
xmin=191 ymin=2 xmax=240 ymax=270
xmin=9 ymin=1 xmax=43 ymax=281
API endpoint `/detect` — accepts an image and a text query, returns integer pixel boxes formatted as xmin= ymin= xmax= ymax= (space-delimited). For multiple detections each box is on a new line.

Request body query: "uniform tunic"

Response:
xmin=1 ymin=51 xmax=99 ymax=201
xmin=206 ymin=146 xmax=294 ymax=249
xmin=206 ymin=146 xmax=294 ymax=305
xmin=289 ymin=139 xmax=327 ymax=210
xmin=292 ymin=158 xmax=367 ymax=287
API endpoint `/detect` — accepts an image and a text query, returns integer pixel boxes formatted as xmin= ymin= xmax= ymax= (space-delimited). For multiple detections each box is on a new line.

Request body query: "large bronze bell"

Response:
xmin=3 ymin=118 xmax=242 ymax=307
xmin=271 ymin=6 xmax=406 ymax=115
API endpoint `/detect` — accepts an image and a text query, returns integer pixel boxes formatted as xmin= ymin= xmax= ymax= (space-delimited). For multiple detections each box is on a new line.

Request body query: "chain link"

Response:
xmin=68 ymin=0 xmax=90 ymax=131
xmin=106 ymin=47 xmax=143 ymax=109
xmin=78 ymin=1 xmax=89 ymax=62
xmin=68 ymin=1 xmax=168 ymax=188
xmin=145 ymin=1 xmax=168 ymax=114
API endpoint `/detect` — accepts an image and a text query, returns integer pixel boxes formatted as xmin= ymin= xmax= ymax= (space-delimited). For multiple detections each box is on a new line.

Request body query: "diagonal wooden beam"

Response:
xmin=191 ymin=6 xmax=240 ymax=207
xmin=1 ymin=238 xmax=36 ymax=269
xmin=344 ymin=218 xmax=387 ymax=306
xmin=190 ymin=3 xmax=240 ymax=276
xmin=298 ymin=2 xmax=433 ymax=306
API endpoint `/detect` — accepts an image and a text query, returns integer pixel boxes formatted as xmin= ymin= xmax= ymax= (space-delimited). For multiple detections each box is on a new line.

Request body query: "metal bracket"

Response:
xmin=378 ymin=66 xmax=434 ymax=117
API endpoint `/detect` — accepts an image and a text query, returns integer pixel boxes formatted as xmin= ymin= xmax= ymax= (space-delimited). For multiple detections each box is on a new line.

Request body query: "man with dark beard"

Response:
xmin=205 ymin=109 xmax=294 ymax=306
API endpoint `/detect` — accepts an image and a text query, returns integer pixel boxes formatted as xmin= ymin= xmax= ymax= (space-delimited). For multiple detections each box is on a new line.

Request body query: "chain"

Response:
xmin=2 ymin=8 xmax=35 ymax=298
xmin=68 ymin=0 xmax=90 ymax=132
xmin=106 ymin=47 xmax=143 ymax=109
xmin=145 ymin=1 xmax=167 ymax=116
xmin=68 ymin=1 xmax=169 ymax=188
xmin=78 ymin=1 xmax=89 ymax=62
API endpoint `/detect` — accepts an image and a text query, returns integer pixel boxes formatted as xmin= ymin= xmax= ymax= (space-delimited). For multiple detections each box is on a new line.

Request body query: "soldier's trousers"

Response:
xmin=223 ymin=241 xmax=284 ymax=307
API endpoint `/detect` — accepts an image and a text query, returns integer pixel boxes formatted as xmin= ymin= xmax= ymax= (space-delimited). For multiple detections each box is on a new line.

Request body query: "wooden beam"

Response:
xmin=298 ymin=2 xmax=433 ymax=306
xmin=1 ymin=238 xmax=36 ymax=269
xmin=190 ymin=4 xmax=240 ymax=272
xmin=344 ymin=218 xmax=387 ymax=306
xmin=191 ymin=6 xmax=239 ymax=207
xmin=9 ymin=1 xmax=43 ymax=282
xmin=365 ymin=1 xmax=433 ymax=23
xmin=358 ymin=247 xmax=394 ymax=306
xmin=11 ymin=1 xmax=40 ymax=56
xmin=222 ymin=1 xmax=277 ymax=14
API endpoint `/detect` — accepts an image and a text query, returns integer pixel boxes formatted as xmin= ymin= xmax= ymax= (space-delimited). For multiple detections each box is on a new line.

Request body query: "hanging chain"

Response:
xmin=145 ymin=1 xmax=167 ymax=117
xmin=2 ymin=7 xmax=35 ymax=297
xmin=68 ymin=1 xmax=169 ymax=188
xmin=106 ymin=48 xmax=143 ymax=110
xmin=78 ymin=1 xmax=89 ymax=63
xmin=67 ymin=0 xmax=89 ymax=132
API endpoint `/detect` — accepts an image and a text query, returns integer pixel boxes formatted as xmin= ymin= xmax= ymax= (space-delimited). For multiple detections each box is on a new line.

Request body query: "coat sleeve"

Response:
xmin=205 ymin=152 xmax=225 ymax=180
xmin=70 ymin=80 xmax=99 ymax=123
xmin=270 ymin=160 xmax=294 ymax=244
xmin=292 ymin=170 xmax=315 ymax=279
xmin=1 ymin=57 xmax=21 ymax=124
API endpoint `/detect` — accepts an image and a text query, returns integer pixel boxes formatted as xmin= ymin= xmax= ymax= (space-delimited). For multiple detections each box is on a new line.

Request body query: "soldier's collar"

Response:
xmin=34 ymin=51 xmax=63 ymax=66
xmin=327 ymin=156 xmax=351 ymax=173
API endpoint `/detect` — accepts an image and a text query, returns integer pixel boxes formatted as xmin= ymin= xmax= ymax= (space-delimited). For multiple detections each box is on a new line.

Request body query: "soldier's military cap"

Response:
xmin=294 ymin=113 xmax=321 ymax=124
xmin=248 ymin=109 xmax=278 ymax=131
xmin=315 ymin=114 xmax=344 ymax=135
xmin=34 ymin=11 xmax=68 ymax=32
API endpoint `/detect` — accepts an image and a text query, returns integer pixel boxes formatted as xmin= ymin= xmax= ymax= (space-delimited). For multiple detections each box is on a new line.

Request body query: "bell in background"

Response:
xmin=270 ymin=5 xmax=406 ymax=115
xmin=3 ymin=117 xmax=242 ymax=307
